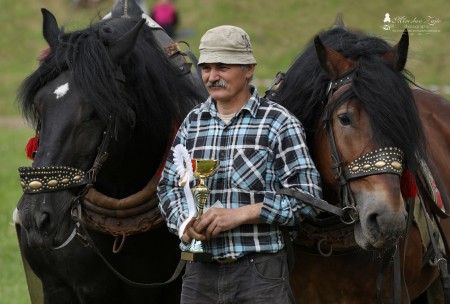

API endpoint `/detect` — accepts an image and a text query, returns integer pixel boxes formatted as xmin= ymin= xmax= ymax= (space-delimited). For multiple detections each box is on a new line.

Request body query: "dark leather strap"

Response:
xmin=375 ymin=200 xmax=413 ymax=304
xmin=419 ymin=197 xmax=450 ymax=303
xmin=400 ymin=199 xmax=415 ymax=301
xmin=392 ymin=247 xmax=402 ymax=304
xmin=277 ymin=188 xmax=344 ymax=217
xmin=74 ymin=205 xmax=186 ymax=288
xmin=280 ymin=226 xmax=294 ymax=273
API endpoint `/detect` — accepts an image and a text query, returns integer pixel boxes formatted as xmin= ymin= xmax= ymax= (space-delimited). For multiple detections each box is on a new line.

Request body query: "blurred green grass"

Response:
xmin=0 ymin=127 xmax=33 ymax=304
xmin=1 ymin=0 xmax=449 ymax=116
xmin=0 ymin=0 xmax=449 ymax=302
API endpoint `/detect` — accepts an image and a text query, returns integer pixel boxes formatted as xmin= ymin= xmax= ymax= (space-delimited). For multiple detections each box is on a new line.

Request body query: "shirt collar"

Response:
xmin=200 ymin=86 xmax=260 ymax=118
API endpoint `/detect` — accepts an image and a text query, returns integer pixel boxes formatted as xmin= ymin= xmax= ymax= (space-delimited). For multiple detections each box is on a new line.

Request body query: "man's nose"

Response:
xmin=208 ymin=68 xmax=220 ymax=81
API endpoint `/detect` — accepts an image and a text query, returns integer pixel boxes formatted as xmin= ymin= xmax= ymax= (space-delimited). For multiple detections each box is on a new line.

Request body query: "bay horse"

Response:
xmin=15 ymin=2 xmax=206 ymax=303
xmin=269 ymin=24 xmax=450 ymax=303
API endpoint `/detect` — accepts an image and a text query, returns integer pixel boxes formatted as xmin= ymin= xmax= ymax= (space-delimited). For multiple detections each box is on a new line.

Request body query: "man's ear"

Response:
xmin=245 ymin=64 xmax=256 ymax=79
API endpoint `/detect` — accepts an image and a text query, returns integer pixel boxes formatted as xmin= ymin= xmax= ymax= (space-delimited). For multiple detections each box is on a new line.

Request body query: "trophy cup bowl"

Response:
xmin=181 ymin=159 xmax=220 ymax=262
xmin=192 ymin=159 xmax=221 ymax=180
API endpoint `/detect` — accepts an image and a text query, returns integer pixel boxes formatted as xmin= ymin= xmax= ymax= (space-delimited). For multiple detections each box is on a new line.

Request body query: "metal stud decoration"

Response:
xmin=345 ymin=147 xmax=404 ymax=180
xmin=19 ymin=166 xmax=88 ymax=193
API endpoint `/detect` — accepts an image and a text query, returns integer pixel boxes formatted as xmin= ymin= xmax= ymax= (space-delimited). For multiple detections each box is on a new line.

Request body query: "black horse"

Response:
xmin=16 ymin=3 xmax=206 ymax=303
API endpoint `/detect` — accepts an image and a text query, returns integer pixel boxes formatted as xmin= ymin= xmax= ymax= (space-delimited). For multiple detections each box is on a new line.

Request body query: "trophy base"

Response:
xmin=181 ymin=251 xmax=213 ymax=262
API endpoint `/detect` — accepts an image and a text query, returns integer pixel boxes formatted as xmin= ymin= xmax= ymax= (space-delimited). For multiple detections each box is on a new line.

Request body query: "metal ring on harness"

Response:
xmin=113 ymin=232 xmax=127 ymax=253
xmin=341 ymin=206 xmax=358 ymax=224
xmin=317 ymin=238 xmax=333 ymax=257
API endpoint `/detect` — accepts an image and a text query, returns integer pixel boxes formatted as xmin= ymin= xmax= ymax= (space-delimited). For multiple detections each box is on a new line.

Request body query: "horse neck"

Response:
xmin=94 ymin=123 xmax=169 ymax=197
xmin=413 ymin=89 xmax=450 ymax=205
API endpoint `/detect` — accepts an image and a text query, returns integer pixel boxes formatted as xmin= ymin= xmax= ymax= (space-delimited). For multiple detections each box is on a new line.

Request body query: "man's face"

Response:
xmin=200 ymin=63 xmax=254 ymax=103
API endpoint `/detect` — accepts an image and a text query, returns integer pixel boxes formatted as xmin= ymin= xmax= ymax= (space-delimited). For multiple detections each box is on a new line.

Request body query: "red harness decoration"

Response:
xmin=25 ymin=134 xmax=39 ymax=160
xmin=25 ymin=47 xmax=48 ymax=159
xmin=400 ymin=169 xmax=444 ymax=211
xmin=39 ymin=47 xmax=51 ymax=61
xmin=400 ymin=170 xmax=418 ymax=199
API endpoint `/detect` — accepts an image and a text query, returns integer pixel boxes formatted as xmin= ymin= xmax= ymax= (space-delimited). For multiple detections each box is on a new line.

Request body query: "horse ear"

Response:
xmin=41 ymin=8 xmax=61 ymax=48
xmin=332 ymin=13 xmax=346 ymax=29
xmin=105 ymin=19 xmax=146 ymax=64
xmin=383 ymin=29 xmax=409 ymax=71
xmin=111 ymin=0 xmax=144 ymax=18
xmin=314 ymin=36 xmax=355 ymax=80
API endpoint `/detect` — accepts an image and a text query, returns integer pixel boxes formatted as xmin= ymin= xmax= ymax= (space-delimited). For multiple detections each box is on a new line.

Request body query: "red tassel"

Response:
xmin=400 ymin=170 xmax=418 ymax=199
xmin=38 ymin=47 xmax=51 ymax=61
xmin=26 ymin=134 xmax=39 ymax=160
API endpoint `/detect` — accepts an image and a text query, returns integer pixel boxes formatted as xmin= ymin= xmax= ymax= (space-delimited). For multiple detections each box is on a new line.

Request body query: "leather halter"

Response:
xmin=322 ymin=72 xmax=404 ymax=224
xmin=19 ymin=122 xmax=113 ymax=196
xmin=18 ymin=121 xmax=113 ymax=251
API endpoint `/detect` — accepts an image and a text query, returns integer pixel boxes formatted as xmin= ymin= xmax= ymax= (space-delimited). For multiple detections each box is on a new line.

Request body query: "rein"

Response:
xmin=19 ymin=119 xmax=187 ymax=288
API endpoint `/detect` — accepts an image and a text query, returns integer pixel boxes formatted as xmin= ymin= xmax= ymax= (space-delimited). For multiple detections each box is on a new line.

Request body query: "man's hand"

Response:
xmin=193 ymin=203 xmax=264 ymax=240
xmin=181 ymin=217 xmax=204 ymax=244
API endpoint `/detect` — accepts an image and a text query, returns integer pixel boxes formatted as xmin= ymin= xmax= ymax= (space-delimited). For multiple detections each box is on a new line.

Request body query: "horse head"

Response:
xmin=16 ymin=9 xmax=143 ymax=249
xmin=274 ymin=26 xmax=426 ymax=250
xmin=16 ymin=8 xmax=204 ymax=250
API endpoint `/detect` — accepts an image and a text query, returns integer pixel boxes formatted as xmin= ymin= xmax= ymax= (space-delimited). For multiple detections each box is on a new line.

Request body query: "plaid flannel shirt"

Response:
xmin=157 ymin=87 xmax=322 ymax=259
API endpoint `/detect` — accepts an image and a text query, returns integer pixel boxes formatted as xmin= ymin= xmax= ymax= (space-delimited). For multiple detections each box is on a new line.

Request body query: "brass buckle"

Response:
xmin=214 ymin=258 xmax=237 ymax=264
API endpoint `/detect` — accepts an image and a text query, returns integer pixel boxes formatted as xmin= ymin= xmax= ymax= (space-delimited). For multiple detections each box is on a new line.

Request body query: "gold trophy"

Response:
xmin=181 ymin=159 xmax=220 ymax=262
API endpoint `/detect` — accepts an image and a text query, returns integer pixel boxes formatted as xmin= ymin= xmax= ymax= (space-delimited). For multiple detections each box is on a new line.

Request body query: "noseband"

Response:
xmin=19 ymin=122 xmax=113 ymax=196
xmin=323 ymin=72 xmax=404 ymax=224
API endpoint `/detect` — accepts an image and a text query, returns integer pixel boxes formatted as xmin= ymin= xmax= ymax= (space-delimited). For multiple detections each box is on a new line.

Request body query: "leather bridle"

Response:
xmin=19 ymin=121 xmax=113 ymax=197
xmin=321 ymin=72 xmax=404 ymax=223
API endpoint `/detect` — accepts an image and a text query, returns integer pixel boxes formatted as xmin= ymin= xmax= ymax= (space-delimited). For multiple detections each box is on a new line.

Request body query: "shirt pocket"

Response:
xmin=232 ymin=149 xmax=268 ymax=191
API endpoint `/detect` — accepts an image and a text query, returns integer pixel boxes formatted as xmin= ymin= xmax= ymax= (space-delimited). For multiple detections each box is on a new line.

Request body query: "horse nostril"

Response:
xmin=367 ymin=212 xmax=380 ymax=233
xmin=36 ymin=212 xmax=50 ymax=230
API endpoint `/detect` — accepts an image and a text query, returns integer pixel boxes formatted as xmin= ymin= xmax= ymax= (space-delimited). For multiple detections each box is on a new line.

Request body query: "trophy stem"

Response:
xmin=194 ymin=178 xmax=208 ymax=217
xmin=181 ymin=159 xmax=219 ymax=262
xmin=189 ymin=179 xmax=209 ymax=253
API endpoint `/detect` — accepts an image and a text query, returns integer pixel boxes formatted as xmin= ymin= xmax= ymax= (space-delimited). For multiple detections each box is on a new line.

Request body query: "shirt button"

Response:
xmin=220 ymin=151 xmax=226 ymax=158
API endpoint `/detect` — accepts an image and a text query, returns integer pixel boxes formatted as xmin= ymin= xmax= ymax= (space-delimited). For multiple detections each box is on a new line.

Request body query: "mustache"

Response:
xmin=206 ymin=80 xmax=227 ymax=88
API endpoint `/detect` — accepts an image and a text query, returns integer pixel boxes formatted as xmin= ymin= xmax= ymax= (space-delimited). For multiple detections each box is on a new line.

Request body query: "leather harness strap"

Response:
xmin=419 ymin=197 xmax=450 ymax=303
xmin=277 ymin=188 xmax=344 ymax=217
xmin=74 ymin=209 xmax=186 ymax=289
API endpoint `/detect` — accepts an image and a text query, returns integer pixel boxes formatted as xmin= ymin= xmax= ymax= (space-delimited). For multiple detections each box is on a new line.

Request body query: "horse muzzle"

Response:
xmin=17 ymin=190 xmax=78 ymax=249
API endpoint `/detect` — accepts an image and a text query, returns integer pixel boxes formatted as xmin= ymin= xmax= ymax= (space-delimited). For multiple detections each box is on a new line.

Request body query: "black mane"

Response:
xmin=18 ymin=16 xmax=204 ymax=136
xmin=274 ymin=27 xmax=426 ymax=171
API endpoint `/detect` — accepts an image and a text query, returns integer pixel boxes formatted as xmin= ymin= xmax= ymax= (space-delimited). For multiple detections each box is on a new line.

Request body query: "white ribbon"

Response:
xmin=173 ymin=144 xmax=196 ymax=218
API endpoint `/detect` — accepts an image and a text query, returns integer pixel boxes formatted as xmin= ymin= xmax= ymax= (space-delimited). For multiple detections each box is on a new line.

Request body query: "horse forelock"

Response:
xmin=276 ymin=27 xmax=426 ymax=171
xmin=349 ymin=56 xmax=426 ymax=171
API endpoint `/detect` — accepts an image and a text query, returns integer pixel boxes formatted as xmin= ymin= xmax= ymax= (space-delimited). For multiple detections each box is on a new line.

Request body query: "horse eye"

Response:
xmin=337 ymin=114 xmax=352 ymax=126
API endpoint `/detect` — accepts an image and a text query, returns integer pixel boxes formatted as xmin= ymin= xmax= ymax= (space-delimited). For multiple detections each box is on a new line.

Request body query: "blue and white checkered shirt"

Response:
xmin=158 ymin=87 xmax=322 ymax=259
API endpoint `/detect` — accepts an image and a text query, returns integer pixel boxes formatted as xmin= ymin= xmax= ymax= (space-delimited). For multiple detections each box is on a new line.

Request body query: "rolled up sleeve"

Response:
xmin=259 ymin=116 xmax=321 ymax=227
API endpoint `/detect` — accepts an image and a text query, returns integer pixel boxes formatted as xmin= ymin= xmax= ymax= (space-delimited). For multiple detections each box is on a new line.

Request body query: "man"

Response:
xmin=157 ymin=25 xmax=321 ymax=303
